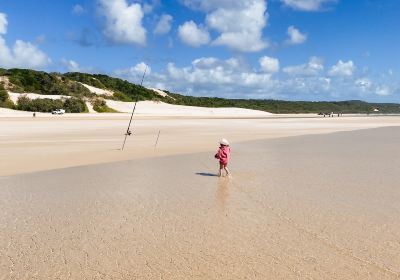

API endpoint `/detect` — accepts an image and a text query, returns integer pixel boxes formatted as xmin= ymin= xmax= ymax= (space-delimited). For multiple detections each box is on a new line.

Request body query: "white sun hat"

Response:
xmin=219 ymin=138 xmax=230 ymax=146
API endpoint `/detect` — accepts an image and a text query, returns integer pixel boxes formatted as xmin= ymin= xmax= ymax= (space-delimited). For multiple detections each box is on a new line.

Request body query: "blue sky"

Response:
xmin=0 ymin=0 xmax=399 ymax=101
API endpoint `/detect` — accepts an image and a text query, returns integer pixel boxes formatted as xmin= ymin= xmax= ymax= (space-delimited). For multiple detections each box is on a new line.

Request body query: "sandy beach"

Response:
xmin=2 ymin=0 xmax=399 ymax=277
xmin=1 ymin=114 xmax=400 ymax=279
xmin=1 ymin=113 xmax=400 ymax=176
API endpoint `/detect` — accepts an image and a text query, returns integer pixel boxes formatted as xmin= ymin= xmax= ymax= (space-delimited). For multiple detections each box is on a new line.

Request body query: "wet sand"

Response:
xmin=1 ymin=127 xmax=400 ymax=279
xmin=2 ymin=115 xmax=400 ymax=176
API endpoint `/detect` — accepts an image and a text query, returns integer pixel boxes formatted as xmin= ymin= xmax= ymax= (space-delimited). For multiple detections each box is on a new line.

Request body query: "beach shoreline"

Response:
xmin=2 ymin=115 xmax=400 ymax=176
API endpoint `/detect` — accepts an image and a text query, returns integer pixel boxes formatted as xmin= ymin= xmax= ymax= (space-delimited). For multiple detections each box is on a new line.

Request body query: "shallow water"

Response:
xmin=1 ymin=127 xmax=400 ymax=279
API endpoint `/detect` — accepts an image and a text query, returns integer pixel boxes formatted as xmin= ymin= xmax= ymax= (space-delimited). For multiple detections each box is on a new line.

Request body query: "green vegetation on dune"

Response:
xmin=17 ymin=96 xmax=63 ymax=112
xmin=63 ymin=98 xmax=88 ymax=113
xmin=16 ymin=96 xmax=87 ymax=113
xmin=1 ymin=68 xmax=400 ymax=114
xmin=1 ymin=68 xmax=92 ymax=97
xmin=92 ymin=98 xmax=118 ymax=113
xmin=65 ymin=72 xmax=160 ymax=102
xmin=165 ymin=93 xmax=400 ymax=114
xmin=0 ymin=82 xmax=8 ymax=102
xmin=64 ymin=72 xmax=400 ymax=114
xmin=0 ymin=82 xmax=14 ymax=109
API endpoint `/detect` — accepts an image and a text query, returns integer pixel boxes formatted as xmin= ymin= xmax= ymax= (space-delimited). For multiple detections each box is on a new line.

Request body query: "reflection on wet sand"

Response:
xmin=215 ymin=178 xmax=230 ymax=214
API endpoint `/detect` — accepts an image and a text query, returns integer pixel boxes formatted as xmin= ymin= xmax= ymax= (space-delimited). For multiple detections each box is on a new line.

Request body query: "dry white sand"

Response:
xmin=80 ymin=83 xmax=114 ymax=96
xmin=1 ymin=114 xmax=400 ymax=176
xmin=2 ymin=96 xmax=271 ymax=117
xmin=105 ymin=100 xmax=272 ymax=116
xmin=85 ymin=102 xmax=96 ymax=113
xmin=148 ymin=87 xmax=171 ymax=98
xmin=1 ymin=127 xmax=400 ymax=279
xmin=8 ymin=92 xmax=71 ymax=103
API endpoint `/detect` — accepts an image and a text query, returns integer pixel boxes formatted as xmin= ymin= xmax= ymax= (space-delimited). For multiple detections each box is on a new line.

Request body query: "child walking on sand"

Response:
xmin=215 ymin=138 xmax=231 ymax=177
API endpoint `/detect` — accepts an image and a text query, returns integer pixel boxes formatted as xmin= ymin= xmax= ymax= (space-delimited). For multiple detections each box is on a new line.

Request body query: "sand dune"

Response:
xmin=105 ymin=100 xmax=272 ymax=116
xmin=3 ymin=91 xmax=272 ymax=117
xmin=79 ymin=83 xmax=114 ymax=96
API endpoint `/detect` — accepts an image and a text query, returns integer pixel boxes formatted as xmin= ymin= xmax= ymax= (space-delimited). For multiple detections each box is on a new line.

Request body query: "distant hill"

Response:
xmin=1 ymin=68 xmax=399 ymax=114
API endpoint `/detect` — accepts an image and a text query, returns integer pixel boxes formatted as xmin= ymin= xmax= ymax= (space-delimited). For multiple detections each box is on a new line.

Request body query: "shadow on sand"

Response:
xmin=196 ymin=172 xmax=218 ymax=177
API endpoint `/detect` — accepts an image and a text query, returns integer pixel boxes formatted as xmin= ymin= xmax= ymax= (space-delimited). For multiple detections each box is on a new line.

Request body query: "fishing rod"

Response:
xmin=154 ymin=130 xmax=161 ymax=148
xmin=121 ymin=65 xmax=148 ymax=151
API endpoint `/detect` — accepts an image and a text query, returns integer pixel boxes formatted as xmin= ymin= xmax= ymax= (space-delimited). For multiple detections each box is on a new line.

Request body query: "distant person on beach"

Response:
xmin=215 ymin=138 xmax=231 ymax=177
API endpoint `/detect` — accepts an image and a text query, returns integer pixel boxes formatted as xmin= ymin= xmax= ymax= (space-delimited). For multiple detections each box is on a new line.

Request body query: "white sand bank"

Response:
xmin=8 ymin=92 xmax=71 ymax=104
xmin=80 ymin=83 xmax=114 ymax=96
xmin=106 ymin=100 xmax=272 ymax=116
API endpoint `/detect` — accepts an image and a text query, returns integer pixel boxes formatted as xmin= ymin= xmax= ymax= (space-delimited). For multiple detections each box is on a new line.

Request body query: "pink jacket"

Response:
xmin=215 ymin=146 xmax=231 ymax=165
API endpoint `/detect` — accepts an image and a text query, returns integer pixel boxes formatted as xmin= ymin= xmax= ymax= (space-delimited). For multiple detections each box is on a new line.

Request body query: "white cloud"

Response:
xmin=155 ymin=56 xmax=337 ymax=99
xmin=355 ymin=78 xmax=373 ymax=92
xmin=192 ymin=57 xmax=219 ymax=68
xmin=142 ymin=0 xmax=161 ymax=14
xmin=61 ymin=59 xmax=93 ymax=73
xmin=115 ymin=62 xmax=151 ymax=81
xmin=0 ymin=39 xmax=51 ymax=69
xmin=281 ymin=0 xmax=337 ymax=11
xmin=154 ymin=14 xmax=173 ymax=35
xmin=98 ymin=0 xmax=146 ymax=45
xmin=138 ymin=56 xmax=277 ymax=98
xmin=0 ymin=13 xmax=7 ymax=35
xmin=328 ymin=60 xmax=355 ymax=77
xmin=132 ymin=62 xmax=150 ymax=74
xmin=354 ymin=78 xmax=399 ymax=98
xmin=375 ymin=85 xmax=392 ymax=96
xmin=13 ymin=41 xmax=51 ymax=67
xmin=62 ymin=59 xmax=81 ymax=72
xmin=259 ymin=56 xmax=280 ymax=73
xmin=114 ymin=55 xmax=398 ymax=101
xmin=181 ymin=0 xmax=268 ymax=52
xmin=207 ymin=0 xmax=268 ymax=52
xmin=0 ymin=13 xmax=51 ymax=69
xmin=143 ymin=3 xmax=154 ymax=14
xmin=286 ymin=26 xmax=307 ymax=45
xmin=125 ymin=56 xmax=328 ymax=99
xmin=178 ymin=21 xmax=210 ymax=47
xmin=166 ymin=60 xmax=236 ymax=84
xmin=283 ymin=57 xmax=324 ymax=76
xmin=180 ymin=0 xmax=239 ymax=11
xmin=72 ymin=4 xmax=85 ymax=15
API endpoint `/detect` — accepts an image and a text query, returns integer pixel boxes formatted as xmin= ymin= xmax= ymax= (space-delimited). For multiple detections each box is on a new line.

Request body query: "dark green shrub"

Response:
xmin=0 ymin=83 xmax=14 ymax=108
xmin=17 ymin=96 xmax=63 ymax=112
xmin=65 ymin=72 xmax=161 ymax=101
xmin=63 ymin=98 xmax=87 ymax=113
xmin=0 ymin=83 xmax=8 ymax=102
xmin=92 ymin=98 xmax=118 ymax=113
xmin=6 ymin=69 xmax=91 ymax=96
xmin=16 ymin=96 xmax=87 ymax=113
xmin=113 ymin=91 xmax=133 ymax=102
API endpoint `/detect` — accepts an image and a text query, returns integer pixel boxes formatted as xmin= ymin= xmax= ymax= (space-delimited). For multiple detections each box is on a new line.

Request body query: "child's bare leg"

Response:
xmin=224 ymin=165 xmax=230 ymax=176
xmin=218 ymin=163 xmax=223 ymax=177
